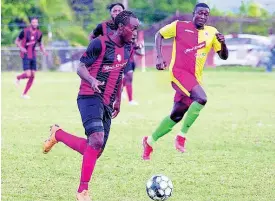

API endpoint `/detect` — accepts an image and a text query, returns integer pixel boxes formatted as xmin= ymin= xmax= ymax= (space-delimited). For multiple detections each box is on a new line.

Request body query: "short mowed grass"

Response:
xmin=2 ymin=67 xmax=275 ymax=201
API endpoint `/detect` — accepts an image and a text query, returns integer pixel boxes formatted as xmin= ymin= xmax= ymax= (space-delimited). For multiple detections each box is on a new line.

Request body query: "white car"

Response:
xmin=214 ymin=34 xmax=271 ymax=67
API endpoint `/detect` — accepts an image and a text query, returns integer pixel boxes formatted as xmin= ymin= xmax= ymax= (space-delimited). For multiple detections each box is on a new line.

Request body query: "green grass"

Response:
xmin=2 ymin=68 xmax=275 ymax=201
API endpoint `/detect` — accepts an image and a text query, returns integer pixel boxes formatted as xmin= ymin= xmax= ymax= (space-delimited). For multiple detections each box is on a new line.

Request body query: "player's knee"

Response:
xmin=170 ymin=112 xmax=183 ymax=123
xmin=87 ymin=132 xmax=104 ymax=150
xmin=26 ymin=71 xmax=32 ymax=77
xmin=196 ymin=96 xmax=207 ymax=105
xmin=125 ymin=73 xmax=133 ymax=83
xmin=84 ymin=119 xmax=104 ymax=150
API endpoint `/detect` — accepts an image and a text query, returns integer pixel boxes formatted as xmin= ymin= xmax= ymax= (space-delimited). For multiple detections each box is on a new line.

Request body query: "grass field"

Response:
xmin=2 ymin=67 xmax=275 ymax=201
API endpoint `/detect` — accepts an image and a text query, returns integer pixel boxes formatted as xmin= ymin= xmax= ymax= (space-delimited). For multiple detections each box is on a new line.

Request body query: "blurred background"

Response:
xmin=1 ymin=0 xmax=275 ymax=72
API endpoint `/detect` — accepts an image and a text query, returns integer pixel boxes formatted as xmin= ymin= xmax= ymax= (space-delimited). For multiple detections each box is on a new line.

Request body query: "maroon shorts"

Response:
xmin=171 ymin=70 xmax=199 ymax=106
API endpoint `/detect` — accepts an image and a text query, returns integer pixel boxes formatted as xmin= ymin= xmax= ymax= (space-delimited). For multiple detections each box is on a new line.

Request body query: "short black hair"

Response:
xmin=114 ymin=10 xmax=137 ymax=29
xmin=29 ymin=17 xmax=38 ymax=22
xmin=193 ymin=3 xmax=210 ymax=13
xmin=108 ymin=3 xmax=125 ymax=12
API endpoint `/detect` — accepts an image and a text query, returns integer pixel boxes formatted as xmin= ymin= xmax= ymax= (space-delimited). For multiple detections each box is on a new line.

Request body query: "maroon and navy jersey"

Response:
xmin=18 ymin=27 xmax=42 ymax=59
xmin=79 ymin=35 xmax=131 ymax=108
xmin=91 ymin=20 xmax=115 ymax=40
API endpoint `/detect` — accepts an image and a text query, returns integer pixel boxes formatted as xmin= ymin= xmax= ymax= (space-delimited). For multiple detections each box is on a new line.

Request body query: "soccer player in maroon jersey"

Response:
xmin=90 ymin=2 xmax=142 ymax=105
xmin=15 ymin=17 xmax=48 ymax=99
xmin=89 ymin=2 xmax=124 ymax=40
xmin=43 ymin=11 xmax=139 ymax=201
xmin=142 ymin=3 xmax=228 ymax=160
xmin=122 ymin=38 xmax=143 ymax=105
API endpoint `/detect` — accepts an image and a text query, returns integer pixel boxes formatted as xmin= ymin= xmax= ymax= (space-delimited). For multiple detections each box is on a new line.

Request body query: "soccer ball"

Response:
xmin=146 ymin=174 xmax=173 ymax=200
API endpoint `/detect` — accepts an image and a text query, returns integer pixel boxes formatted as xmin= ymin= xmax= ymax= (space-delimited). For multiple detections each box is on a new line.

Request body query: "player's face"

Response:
xmin=31 ymin=19 xmax=39 ymax=29
xmin=121 ymin=17 xmax=140 ymax=44
xmin=193 ymin=7 xmax=210 ymax=28
xmin=110 ymin=5 xmax=124 ymax=20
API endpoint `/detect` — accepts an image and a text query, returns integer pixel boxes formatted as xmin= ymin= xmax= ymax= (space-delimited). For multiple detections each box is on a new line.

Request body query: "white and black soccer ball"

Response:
xmin=146 ymin=174 xmax=173 ymax=200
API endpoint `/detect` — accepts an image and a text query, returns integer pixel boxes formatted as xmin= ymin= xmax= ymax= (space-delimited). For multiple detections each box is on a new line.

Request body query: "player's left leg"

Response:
xmin=124 ymin=62 xmax=138 ymax=105
xmin=97 ymin=107 xmax=112 ymax=159
xmin=180 ymin=84 xmax=207 ymax=136
xmin=174 ymin=84 xmax=206 ymax=152
xmin=169 ymin=71 xmax=206 ymax=152
xmin=22 ymin=59 xmax=37 ymax=98
xmin=22 ymin=69 xmax=35 ymax=98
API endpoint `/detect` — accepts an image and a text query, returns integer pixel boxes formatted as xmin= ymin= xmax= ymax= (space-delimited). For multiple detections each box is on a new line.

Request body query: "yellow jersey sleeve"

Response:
xmin=212 ymin=28 xmax=222 ymax=52
xmin=159 ymin=20 xmax=178 ymax=39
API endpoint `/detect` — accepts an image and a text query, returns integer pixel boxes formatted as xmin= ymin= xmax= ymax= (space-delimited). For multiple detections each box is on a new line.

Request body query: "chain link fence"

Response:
xmin=1 ymin=44 xmax=155 ymax=72
xmin=1 ymin=47 xmax=86 ymax=72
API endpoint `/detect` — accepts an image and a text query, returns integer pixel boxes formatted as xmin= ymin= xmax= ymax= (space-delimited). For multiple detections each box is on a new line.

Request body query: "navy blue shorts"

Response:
xmin=124 ymin=62 xmax=135 ymax=74
xmin=77 ymin=95 xmax=112 ymax=150
xmin=23 ymin=58 xmax=37 ymax=71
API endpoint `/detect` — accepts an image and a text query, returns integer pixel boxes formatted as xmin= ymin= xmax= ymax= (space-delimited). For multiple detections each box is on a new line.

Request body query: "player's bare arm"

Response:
xmin=77 ymin=62 xmax=104 ymax=93
xmin=39 ymin=42 xmax=48 ymax=56
xmin=216 ymin=33 xmax=228 ymax=60
xmin=155 ymin=31 xmax=167 ymax=70
xmin=15 ymin=37 xmax=27 ymax=53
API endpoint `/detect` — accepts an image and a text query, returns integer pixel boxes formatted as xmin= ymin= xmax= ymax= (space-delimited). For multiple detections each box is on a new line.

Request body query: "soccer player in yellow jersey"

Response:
xmin=142 ymin=3 xmax=228 ymax=160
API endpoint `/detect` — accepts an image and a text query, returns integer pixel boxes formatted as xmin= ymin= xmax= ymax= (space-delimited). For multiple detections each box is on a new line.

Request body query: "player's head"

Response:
xmin=108 ymin=3 xmax=125 ymax=20
xmin=29 ymin=17 xmax=39 ymax=29
xmin=114 ymin=10 xmax=140 ymax=44
xmin=192 ymin=3 xmax=210 ymax=29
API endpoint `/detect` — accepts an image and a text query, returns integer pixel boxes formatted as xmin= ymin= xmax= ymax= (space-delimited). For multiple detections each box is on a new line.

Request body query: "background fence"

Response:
xmin=1 ymin=42 xmax=219 ymax=72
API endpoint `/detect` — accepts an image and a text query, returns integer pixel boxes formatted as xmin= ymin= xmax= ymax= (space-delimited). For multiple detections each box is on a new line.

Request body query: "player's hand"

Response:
xmin=112 ymin=102 xmax=120 ymax=119
xmin=156 ymin=56 xmax=167 ymax=70
xmin=216 ymin=33 xmax=225 ymax=44
xmin=136 ymin=43 xmax=143 ymax=49
xmin=20 ymin=47 xmax=27 ymax=53
xmin=90 ymin=77 xmax=104 ymax=93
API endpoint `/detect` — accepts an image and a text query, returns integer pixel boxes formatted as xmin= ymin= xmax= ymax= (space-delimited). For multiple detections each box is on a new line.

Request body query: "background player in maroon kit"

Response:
xmin=90 ymin=2 xmax=142 ymax=105
xmin=89 ymin=2 xmax=124 ymax=40
xmin=42 ymin=11 xmax=139 ymax=201
xmin=15 ymin=17 xmax=48 ymax=99
xmin=123 ymin=38 xmax=143 ymax=105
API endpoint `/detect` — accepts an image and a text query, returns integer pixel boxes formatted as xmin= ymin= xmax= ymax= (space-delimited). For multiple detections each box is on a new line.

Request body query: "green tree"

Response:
xmin=238 ymin=1 xmax=271 ymax=35
xmin=38 ymin=0 xmax=88 ymax=46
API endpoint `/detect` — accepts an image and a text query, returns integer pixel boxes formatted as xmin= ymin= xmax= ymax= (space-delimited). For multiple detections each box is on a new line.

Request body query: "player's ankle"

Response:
xmin=147 ymin=136 xmax=154 ymax=146
xmin=179 ymin=131 xmax=186 ymax=137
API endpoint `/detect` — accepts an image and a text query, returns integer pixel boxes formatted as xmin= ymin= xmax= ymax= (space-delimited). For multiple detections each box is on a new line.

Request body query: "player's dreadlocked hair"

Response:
xmin=193 ymin=3 xmax=210 ymax=13
xmin=114 ymin=10 xmax=137 ymax=30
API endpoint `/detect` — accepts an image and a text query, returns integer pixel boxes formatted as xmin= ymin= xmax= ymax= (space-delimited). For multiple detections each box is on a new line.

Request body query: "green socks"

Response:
xmin=151 ymin=116 xmax=177 ymax=142
xmin=149 ymin=102 xmax=204 ymax=145
xmin=181 ymin=101 xmax=204 ymax=134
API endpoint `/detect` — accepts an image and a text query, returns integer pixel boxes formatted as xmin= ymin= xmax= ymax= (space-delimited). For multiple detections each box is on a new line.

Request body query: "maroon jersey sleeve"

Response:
xmin=18 ymin=30 xmax=24 ymax=39
xmin=92 ymin=24 xmax=103 ymax=38
xmin=37 ymin=34 xmax=42 ymax=43
xmin=80 ymin=38 xmax=102 ymax=67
